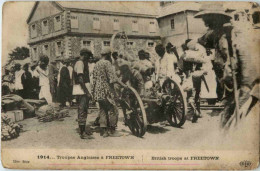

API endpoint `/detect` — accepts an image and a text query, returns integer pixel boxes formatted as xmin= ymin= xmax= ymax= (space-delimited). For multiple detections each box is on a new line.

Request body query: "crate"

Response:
xmin=2 ymin=110 xmax=24 ymax=122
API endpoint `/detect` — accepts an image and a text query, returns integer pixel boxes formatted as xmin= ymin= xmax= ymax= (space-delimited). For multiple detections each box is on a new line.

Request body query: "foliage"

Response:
xmin=8 ymin=47 xmax=30 ymax=61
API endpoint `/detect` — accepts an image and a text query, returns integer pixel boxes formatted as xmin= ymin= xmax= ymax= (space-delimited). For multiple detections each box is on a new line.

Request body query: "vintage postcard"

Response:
xmin=1 ymin=1 xmax=260 ymax=170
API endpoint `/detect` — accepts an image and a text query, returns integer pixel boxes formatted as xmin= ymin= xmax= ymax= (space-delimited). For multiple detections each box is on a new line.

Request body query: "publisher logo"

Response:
xmin=239 ymin=160 xmax=252 ymax=168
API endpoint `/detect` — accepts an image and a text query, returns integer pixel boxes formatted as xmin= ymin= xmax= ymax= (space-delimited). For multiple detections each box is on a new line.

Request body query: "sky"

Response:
xmin=2 ymin=1 xmax=34 ymax=66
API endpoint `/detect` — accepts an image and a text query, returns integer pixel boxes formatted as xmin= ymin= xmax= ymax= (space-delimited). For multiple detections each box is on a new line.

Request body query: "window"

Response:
xmin=42 ymin=20 xmax=48 ymax=35
xmin=149 ymin=21 xmax=156 ymax=33
xmin=113 ymin=19 xmax=120 ymax=31
xmin=93 ymin=17 xmax=100 ymax=30
xmin=103 ymin=41 xmax=110 ymax=47
xmin=56 ymin=41 xmax=62 ymax=56
xmin=171 ymin=19 xmax=175 ymax=29
xmin=32 ymin=47 xmax=38 ymax=60
xmin=83 ymin=40 xmax=91 ymax=47
xmin=31 ymin=24 xmax=37 ymax=38
xmin=132 ymin=20 xmax=138 ymax=32
xmin=70 ymin=14 xmax=79 ymax=29
xmin=43 ymin=44 xmax=49 ymax=55
xmin=127 ymin=41 xmax=135 ymax=47
xmin=54 ymin=15 xmax=61 ymax=31
xmin=234 ymin=14 xmax=239 ymax=21
xmin=147 ymin=42 xmax=154 ymax=48
xmin=252 ymin=12 xmax=260 ymax=24
xmin=82 ymin=40 xmax=94 ymax=54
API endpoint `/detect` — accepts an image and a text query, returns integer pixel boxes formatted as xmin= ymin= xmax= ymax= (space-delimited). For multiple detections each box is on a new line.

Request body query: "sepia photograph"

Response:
xmin=1 ymin=1 xmax=260 ymax=170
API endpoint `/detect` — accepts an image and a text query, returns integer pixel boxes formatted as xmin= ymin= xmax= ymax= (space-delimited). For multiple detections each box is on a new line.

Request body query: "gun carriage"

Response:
xmin=111 ymin=32 xmax=187 ymax=137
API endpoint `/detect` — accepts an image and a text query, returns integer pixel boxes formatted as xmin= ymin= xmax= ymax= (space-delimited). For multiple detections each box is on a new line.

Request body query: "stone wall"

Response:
xmin=30 ymin=36 xmax=67 ymax=62
xmin=67 ymin=36 xmax=161 ymax=62
xmin=28 ymin=11 xmax=66 ymax=39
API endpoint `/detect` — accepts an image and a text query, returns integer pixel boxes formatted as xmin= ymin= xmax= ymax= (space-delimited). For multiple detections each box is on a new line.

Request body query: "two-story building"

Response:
xmin=157 ymin=2 xmax=207 ymax=47
xmin=27 ymin=1 xmax=161 ymax=61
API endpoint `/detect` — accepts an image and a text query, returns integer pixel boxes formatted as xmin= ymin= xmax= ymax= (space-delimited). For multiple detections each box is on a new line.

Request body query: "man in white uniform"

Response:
xmin=14 ymin=63 xmax=24 ymax=97
xmin=73 ymin=49 xmax=93 ymax=139
xmin=155 ymin=44 xmax=178 ymax=86
xmin=35 ymin=55 xmax=53 ymax=104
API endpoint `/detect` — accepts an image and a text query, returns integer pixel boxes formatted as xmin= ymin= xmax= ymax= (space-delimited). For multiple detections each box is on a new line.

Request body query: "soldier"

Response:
xmin=35 ymin=55 xmax=53 ymax=104
xmin=14 ymin=63 xmax=24 ymax=97
xmin=92 ymin=48 xmax=121 ymax=137
xmin=56 ymin=58 xmax=71 ymax=108
xmin=119 ymin=64 xmax=145 ymax=97
xmin=73 ymin=49 xmax=93 ymax=139
xmin=48 ymin=60 xmax=58 ymax=102
xmin=21 ymin=63 xmax=33 ymax=99
xmin=195 ymin=3 xmax=259 ymax=127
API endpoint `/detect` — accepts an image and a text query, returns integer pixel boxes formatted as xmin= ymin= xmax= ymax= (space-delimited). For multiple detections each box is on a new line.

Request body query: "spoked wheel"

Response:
xmin=120 ymin=86 xmax=147 ymax=137
xmin=162 ymin=78 xmax=187 ymax=127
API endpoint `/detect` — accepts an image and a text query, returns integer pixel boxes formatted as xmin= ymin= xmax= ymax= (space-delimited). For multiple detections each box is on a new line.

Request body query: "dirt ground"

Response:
xmin=1 ymin=107 xmax=258 ymax=150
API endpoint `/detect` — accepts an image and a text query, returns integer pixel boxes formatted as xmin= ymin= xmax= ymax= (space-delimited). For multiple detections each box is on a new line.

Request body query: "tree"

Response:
xmin=8 ymin=47 xmax=30 ymax=61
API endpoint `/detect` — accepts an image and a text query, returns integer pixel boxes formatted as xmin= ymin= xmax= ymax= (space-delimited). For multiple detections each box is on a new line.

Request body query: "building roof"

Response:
xmin=27 ymin=1 xmax=159 ymax=23
xmin=158 ymin=2 xmax=201 ymax=18
xmin=57 ymin=1 xmax=159 ymax=17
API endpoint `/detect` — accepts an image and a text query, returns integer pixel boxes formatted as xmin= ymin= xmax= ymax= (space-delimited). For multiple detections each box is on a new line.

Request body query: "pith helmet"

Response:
xmin=194 ymin=3 xmax=232 ymax=19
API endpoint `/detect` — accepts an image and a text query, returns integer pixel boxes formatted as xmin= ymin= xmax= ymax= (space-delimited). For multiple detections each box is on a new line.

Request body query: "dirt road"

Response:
xmin=2 ymin=108 xmax=256 ymax=150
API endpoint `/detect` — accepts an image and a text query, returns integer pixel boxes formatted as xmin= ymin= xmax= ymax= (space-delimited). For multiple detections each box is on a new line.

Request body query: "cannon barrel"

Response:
xmin=142 ymin=94 xmax=172 ymax=105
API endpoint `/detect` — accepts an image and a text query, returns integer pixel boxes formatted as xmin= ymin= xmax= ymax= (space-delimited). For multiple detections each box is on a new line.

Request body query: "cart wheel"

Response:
xmin=162 ymin=79 xmax=187 ymax=127
xmin=120 ymin=86 xmax=147 ymax=137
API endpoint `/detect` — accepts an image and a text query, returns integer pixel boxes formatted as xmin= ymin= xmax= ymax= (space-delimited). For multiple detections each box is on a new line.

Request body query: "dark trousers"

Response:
xmin=78 ymin=95 xmax=89 ymax=126
xmin=15 ymin=90 xmax=23 ymax=97
xmin=98 ymin=99 xmax=118 ymax=128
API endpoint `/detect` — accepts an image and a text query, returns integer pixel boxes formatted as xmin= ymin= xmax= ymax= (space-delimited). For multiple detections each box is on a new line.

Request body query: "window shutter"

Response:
xmin=93 ymin=18 xmax=100 ymax=30
xmin=54 ymin=15 xmax=61 ymax=31
xmin=70 ymin=15 xmax=79 ymax=29
xmin=149 ymin=21 xmax=156 ymax=33
xmin=132 ymin=21 xmax=138 ymax=32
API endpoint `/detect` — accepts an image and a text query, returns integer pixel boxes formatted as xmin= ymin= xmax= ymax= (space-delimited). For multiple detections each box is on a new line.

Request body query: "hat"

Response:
xmin=64 ymin=58 xmax=71 ymax=63
xmin=101 ymin=47 xmax=111 ymax=55
xmin=80 ymin=48 xmax=93 ymax=57
xmin=166 ymin=42 xmax=175 ymax=49
xmin=138 ymin=50 xmax=146 ymax=57
xmin=194 ymin=3 xmax=232 ymax=19
xmin=54 ymin=57 xmax=62 ymax=62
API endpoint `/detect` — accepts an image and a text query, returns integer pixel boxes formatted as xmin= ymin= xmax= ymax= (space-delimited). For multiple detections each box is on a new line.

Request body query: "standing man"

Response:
xmin=21 ymin=63 xmax=33 ymax=99
xmin=155 ymin=44 xmax=176 ymax=86
xmin=73 ymin=49 xmax=93 ymax=139
xmin=66 ymin=59 xmax=74 ymax=106
xmin=48 ymin=60 xmax=58 ymax=102
xmin=14 ymin=63 xmax=24 ymax=97
xmin=56 ymin=59 xmax=71 ymax=108
xmin=35 ymin=55 xmax=53 ymax=104
xmin=30 ymin=61 xmax=40 ymax=99
xmin=92 ymin=48 xmax=120 ymax=137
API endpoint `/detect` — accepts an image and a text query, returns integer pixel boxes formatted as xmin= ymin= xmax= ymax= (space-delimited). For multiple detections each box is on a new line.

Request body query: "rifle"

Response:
xmin=224 ymin=23 xmax=240 ymax=126
xmin=201 ymin=75 xmax=209 ymax=92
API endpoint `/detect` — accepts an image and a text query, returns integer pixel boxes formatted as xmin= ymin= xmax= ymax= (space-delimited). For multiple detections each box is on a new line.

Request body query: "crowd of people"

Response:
xmin=2 ymin=4 xmax=259 ymax=139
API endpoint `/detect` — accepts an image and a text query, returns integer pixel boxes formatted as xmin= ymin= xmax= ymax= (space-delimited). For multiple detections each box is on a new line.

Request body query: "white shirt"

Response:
xmin=155 ymin=53 xmax=177 ymax=80
xmin=67 ymin=66 xmax=73 ymax=79
xmin=14 ymin=70 xmax=24 ymax=90
xmin=36 ymin=66 xmax=49 ymax=87
xmin=74 ymin=60 xmax=84 ymax=74
xmin=57 ymin=63 xmax=64 ymax=86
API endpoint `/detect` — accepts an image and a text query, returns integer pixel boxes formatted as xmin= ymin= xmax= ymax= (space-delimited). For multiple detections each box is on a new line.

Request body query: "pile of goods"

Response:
xmin=1 ymin=116 xmax=23 ymax=141
xmin=36 ymin=105 xmax=70 ymax=122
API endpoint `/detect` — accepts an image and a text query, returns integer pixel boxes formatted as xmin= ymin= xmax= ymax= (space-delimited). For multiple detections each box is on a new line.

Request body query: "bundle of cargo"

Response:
xmin=35 ymin=105 xmax=70 ymax=122
xmin=2 ymin=94 xmax=35 ymax=119
xmin=1 ymin=116 xmax=23 ymax=141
